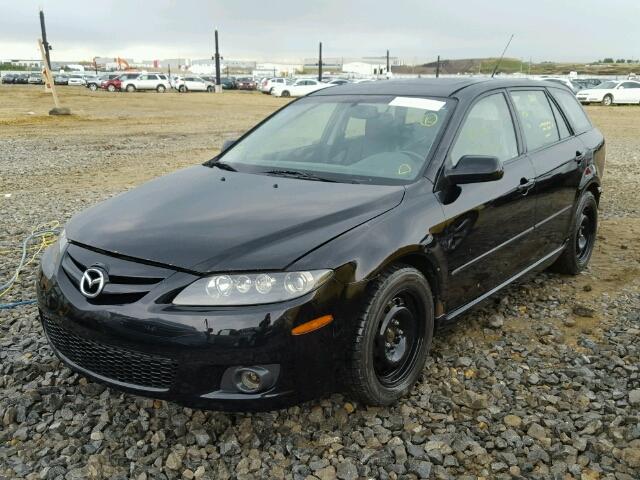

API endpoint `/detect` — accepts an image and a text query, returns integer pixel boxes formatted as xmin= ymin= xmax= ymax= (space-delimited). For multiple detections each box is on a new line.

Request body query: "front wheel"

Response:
xmin=550 ymin=191 xmax=598 ymax=275
xmin=157 ymin=85 xmax=166 ymax=93
xmin=107 ymin=85 xmax=116 ymax=92
xmin=126 ymin=84 xmax=136 ymax=93
xmin=602 ymin=94 xmax=613 ymax=106
xmin=179 ymin=85 xmax=187 ymax=93
xmin=344 ymin=265 xmax=434 ymax=406
xmin=281 ymin=90 xmax=290 ymax=97
xmin=89 ymin=84 xmax=98 ymax=91
xmin=207 ymin=86 xmax=214 ymax=92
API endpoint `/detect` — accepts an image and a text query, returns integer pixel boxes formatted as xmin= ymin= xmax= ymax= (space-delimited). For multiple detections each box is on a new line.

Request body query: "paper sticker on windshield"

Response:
xmin=389 ymin=97 xmax=445 ymax=111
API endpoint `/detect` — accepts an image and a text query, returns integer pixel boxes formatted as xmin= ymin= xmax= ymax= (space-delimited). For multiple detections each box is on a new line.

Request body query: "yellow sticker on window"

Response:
xmin=422 ymin=112 xmax=439 ymax=127
xmin=398 ymin=164 xmax=412 ymax=175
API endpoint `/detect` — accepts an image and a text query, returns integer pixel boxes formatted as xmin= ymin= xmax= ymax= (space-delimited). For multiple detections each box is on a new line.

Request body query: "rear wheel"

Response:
xmin=344 ymin=265 xmax=434 ymax=406
xmin=157 ymin=85 xmax=166 ymax=93
xmin=179 ymin=85 xmax=187 ymax=93
xmin=281 ymin=90 xmax=290 ymax=97
xmin=107 ymin=84 xmax=116 ymax=92
xmin=550 ymin=191 xmax=598 ymax=275
xmin=207 ymin=86 xmax=214 ymax=92
xmin=88 ymin=83 xmax=98 ymax=91
xmin=602 ymin=94 xmax=613 ymax=106
xmin=126 ymin=84 xmax=136 ymax=92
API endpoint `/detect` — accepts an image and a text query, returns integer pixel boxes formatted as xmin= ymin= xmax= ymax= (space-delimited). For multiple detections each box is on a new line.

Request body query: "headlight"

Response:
xmin=172 ymin=270 xmax=332 ymax=306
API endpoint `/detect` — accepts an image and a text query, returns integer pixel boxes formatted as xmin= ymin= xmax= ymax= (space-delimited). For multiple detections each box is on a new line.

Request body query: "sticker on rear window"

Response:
xmin=389 ymin=97 xmax=445 ymax=111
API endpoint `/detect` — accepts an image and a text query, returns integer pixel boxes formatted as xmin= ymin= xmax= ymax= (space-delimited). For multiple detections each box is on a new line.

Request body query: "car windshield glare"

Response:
xmin=220 ymin=95 xmax=453 ymax=184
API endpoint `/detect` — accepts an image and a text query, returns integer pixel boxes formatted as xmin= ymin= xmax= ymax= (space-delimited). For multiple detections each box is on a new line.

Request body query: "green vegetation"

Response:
xmin=393 ymin=57 xmax=640 ymax=76
xmin=0 ymin=63 xmax=30 ymax=71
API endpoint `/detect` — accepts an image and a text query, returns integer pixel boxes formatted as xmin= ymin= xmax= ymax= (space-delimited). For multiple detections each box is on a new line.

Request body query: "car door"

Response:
xmin=437 ymin=91 xmax=538 ymax=311
xmin=616 ymin=81 xmax=640 ymax=103
xmin=509 ymin=88 xmax=584 ymax=258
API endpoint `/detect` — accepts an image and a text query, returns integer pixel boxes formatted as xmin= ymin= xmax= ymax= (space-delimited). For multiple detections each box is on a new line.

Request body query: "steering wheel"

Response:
xmin=397 ymin=150 xmax=425 ymax=164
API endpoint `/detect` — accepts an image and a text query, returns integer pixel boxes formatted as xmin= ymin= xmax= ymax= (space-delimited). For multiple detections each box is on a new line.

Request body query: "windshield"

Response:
xmin=219 ymin=95 xmax=453 ymax=185
xmin=595 ymin=81 xmax=617 ymax=89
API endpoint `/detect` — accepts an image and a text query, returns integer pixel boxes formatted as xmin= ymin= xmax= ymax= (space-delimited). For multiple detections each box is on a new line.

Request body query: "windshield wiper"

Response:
xmin=210 ymin=161 xmax=237 ymax=172
xmin=263 ymin=169 xmax=339 ymax=183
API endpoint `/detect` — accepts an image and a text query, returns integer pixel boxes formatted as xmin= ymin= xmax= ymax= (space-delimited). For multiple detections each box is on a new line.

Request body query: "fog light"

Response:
xmin=240 ymin=370 xmax=261 ymax=392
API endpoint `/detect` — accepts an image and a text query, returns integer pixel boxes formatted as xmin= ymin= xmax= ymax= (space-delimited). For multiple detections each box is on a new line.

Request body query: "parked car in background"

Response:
xmin=325 ymin=78 xmax=350 ymax=85
xmin=68 ymin=75 xmax=86 ymax=86
xmin=573 ymin=78 xmax=602 ymax=90
xmin=54 ymin=74 xmax=69 ymax=85
xmin=271 ymin=78 xmax=331 ymax=97
xmin=13 ymin=74 xmax=28 ymax=84
xmin=28 ymin=73 xmax=44 ymax=85
xmin=1 ymin=73 xmax=16 ymax=84
xmin=101 ymin=76 xmax=122 ymax=92
xmin=122 ymin=73 xmax=170 ymax=93
xmin=174 ymin=76 xmax=215 ymax=92
xmin=237 ymin=77 xmax=257 ymax=90
xmin=260 ymin=77 xmax=289 ymax=94
xmin=576 ymin=80 xmax=640 ymax=105
xmin=86 ymin=74 xmax=119 ymax=91
xmin=542 ymin=77 xmax=580 ymax=93
xmin=220 ymin=77 xmax=237 ymax=89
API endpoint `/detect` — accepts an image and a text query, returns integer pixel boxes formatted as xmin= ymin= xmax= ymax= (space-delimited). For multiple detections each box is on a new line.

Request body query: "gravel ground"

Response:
xmin=1 ymin=86 xmax=639 ymax=480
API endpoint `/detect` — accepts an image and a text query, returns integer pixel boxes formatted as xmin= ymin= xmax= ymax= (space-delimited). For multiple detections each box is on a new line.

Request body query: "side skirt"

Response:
xmin=437 ymin=244 xmax=566 ymax=326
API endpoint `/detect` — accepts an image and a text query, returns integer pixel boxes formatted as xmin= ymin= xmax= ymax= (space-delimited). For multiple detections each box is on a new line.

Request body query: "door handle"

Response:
xmin=517 ymin=178 xmax=535 ymax=194
xmin=575 ymin=151 xmax=586 ymax=163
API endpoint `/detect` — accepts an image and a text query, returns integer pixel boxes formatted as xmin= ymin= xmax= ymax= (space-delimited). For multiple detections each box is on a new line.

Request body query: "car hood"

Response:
xmin=66 ymin=165 xmax=405 ymax=273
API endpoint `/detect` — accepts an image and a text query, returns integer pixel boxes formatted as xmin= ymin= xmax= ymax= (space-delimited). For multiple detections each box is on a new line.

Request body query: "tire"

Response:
xmin=107 ymin=85 xmax=116 ymax=92
xmin=126 ymin=84 xmax=136 ymax=92
xmin=550 ymin=191 xmax=598 ymax=275
xmin=179 ymin=85 xmax=187 ymax=93
xmin=281 ymin=90 xmax=290 ymax=97
xmin=207 ymin=86 xmax=214 ymax=92
xmin=343 ymin=265 xmax=434 ymax=406
xmin=602 ymin=94 xmax=613 ymax=106
xmin=157 ymin=85 xmax=166 ymax=93
xmin=88 ymin=83 xmax=98 ymax=91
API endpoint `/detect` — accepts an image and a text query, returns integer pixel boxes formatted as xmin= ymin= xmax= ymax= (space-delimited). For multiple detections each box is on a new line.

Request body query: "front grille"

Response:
xmin=61 ymin=244 xmax=173 ymax=305
xmin=42 ymin=314 xmax=178 ymax=390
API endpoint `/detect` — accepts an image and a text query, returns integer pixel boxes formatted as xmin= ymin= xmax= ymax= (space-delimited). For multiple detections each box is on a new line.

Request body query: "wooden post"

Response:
xmin=38 ymin=39 xmax=70 ymax=115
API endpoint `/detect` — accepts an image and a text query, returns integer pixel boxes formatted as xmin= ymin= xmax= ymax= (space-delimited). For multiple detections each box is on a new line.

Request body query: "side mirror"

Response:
xmin=221 ymin=139 xmax=236 ymax=153
xmin=445 ymin=155 xmax=504 ymax=184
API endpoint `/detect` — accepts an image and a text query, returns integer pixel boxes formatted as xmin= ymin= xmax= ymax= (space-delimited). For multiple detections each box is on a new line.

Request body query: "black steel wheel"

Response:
xmin=281 ymin=90 xmax=290 ymax=97
xmin=550 ymin=190 xmax=598 ymax=275
xmin=344 ymin=265 xmax=434 ymax=405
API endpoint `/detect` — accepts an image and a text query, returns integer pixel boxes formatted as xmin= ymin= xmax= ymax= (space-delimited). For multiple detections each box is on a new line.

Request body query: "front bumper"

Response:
xmin=36 ymin=244 xmax=362 ymax=411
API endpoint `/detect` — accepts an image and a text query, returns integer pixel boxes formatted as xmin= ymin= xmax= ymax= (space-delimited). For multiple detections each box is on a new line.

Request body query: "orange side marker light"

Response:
xmin=291 ymin=315 xmax=334 ymax=336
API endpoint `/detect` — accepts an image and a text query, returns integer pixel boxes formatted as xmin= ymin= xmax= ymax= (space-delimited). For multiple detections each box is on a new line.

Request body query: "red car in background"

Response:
xmin=237 ymin=77 xmax=257 ymax=90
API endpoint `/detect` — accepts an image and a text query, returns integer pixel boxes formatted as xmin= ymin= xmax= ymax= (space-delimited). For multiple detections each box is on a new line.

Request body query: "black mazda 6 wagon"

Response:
xmin=37 ymin=78 xmax=605 ymax=410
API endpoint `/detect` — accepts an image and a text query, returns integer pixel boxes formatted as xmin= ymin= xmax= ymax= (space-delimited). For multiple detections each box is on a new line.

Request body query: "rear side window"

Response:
xmin=552 ymin=89 xmax=592 ymax=134
xmin=450 ymin=93 xmax=518 ymax=165
xmin=510 ymin=90 xmax=559 ymax=151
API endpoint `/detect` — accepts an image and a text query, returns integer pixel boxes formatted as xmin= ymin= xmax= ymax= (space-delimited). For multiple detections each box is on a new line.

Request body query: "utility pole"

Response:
xmin=436 ymin=55 xmax=440 ymax=78
xmin=39 ymin=9 xmax=52 ymax=70
xmin=318 ymin=42 xmax=323 ymax=81
xmin=386 ymin=49 xmax=390 ymax=76
xmin=213 ymin=29 xmax=222 ymax=86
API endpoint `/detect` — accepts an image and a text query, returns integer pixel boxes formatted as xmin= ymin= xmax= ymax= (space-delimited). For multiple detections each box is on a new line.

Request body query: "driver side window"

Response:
xmin=450 ymin=93 xmax=518 ymax=166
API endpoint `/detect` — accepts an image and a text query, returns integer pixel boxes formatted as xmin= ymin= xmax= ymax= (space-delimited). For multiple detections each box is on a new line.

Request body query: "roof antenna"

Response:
xmin=491 ymin=34 xmax=514 ymax=78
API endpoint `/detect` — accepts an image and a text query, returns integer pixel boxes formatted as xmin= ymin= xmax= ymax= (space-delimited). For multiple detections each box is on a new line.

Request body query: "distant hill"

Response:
xmin=392 ymin=57 xmax=640 ymax=76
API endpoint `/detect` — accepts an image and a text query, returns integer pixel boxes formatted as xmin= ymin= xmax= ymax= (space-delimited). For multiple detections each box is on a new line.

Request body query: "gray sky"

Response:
xmin=2 ymin=0 xmax=639 ymax=62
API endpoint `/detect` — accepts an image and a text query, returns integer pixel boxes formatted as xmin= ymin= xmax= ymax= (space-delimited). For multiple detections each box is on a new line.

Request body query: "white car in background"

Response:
xmin=576 ymin=80 xmax=640 ymax=105
xmin=174 ymin=76 xmax=214 ymax=93
xmin=260 ymin=77 xmax=290 ymax=94
xmin=542 ymin=77 xmax=580 ymax=94
xmin=67 ymin=75 xmax=86 ymax=86
xmin=271 ymin=78 xmax=331 ymax=97
xmin=122 ymin=73 xmax=171 ymax=93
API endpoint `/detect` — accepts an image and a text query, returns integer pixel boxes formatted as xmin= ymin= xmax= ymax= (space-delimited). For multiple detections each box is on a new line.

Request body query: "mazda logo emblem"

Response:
xmin=80 ymin=268 xmax=106 ymax=298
